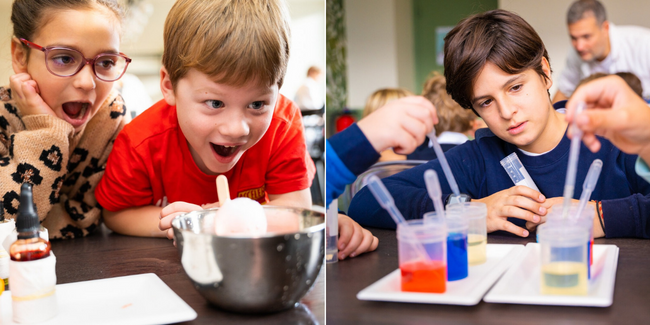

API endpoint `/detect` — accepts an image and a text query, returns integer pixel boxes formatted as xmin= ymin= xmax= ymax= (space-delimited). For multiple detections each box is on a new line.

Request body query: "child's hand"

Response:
xmin=357 ymin=96 xmax=438 ymax=155
xmin=525 ymin=197 xmax=592 ymax=233
xmin=539 ymin=196 xmax=567 ymax=211
xmin=474 ymin=185 xmax=547 ymax=237
xmin=524 ymin=196 xmax=563 ymax=232
xmin=9 ymin=73 xmax=56 ymax=117
xmin=201 ymin=202 xmax=221 ymax=209
xmin=159 ymin=201 xmax=203 ymax=240
xmin=525 ymin=214 xmax=547 ymax=233
xmin=337 ymin=214 xmax=379 ymax=260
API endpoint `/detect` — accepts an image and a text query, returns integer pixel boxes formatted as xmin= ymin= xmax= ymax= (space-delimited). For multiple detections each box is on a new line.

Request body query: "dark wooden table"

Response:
xmin=51 ymin=224 xmax=323 ymax=325
xmin=326 ymin=228 xmax=650 ymax=325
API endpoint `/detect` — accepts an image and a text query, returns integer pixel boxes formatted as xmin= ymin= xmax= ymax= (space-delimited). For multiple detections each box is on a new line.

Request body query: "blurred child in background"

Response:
xmin=361 ymin=88 xmax=414 ymax=162
xmin=408 ymin=73 xmax=477 ymax=161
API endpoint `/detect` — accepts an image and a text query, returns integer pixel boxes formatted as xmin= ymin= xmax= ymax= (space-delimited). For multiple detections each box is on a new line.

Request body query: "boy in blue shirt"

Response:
xmin=349 ymin=9 xmax=650 ymax=239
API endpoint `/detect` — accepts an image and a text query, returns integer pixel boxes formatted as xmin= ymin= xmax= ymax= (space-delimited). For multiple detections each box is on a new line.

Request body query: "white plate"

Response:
xmin=356 ymin=244 xmax=525 ymax=306
xmin=483 ymin=243 xmax=619 ymax=307
xmin=0 ymin=273 xmax=197 ymax=325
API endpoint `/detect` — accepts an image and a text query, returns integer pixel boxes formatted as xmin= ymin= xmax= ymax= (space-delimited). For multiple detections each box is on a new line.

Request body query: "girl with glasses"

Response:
xmin=0 ymin=0 xmax=130 ymax=239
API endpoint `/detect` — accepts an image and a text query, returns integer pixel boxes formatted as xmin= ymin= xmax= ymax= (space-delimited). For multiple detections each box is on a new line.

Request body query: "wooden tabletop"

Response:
xmin=326 ymin=228 xmax=650 ymax=324
xmin=51 ymin=224 xmax=324 ymax=325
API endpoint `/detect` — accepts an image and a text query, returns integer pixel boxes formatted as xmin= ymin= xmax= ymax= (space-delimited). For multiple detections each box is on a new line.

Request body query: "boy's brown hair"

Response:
xmin=162 ymin=0 xmax=291 ymax=89
xmin=443 ymin=9 xmax=551 ymax=113
xmin=577 ymin=72 xmax=644 ymax=98
xmin=422 ymin=72 xmax=476 ymax=136
xmin=614 ymin=72 xmax=643 ymax=98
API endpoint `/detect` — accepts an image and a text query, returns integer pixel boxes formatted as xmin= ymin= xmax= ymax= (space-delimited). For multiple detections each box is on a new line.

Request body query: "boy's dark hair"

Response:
xmin=577 ymin=72 xmax=644 ymax=98
xmin=615 ymin=72 xmax=643 ymax=98
xmin=443 ymin=9 xmax=551 ymax=114
xmin=567 ymin=0 xmax=607 ymax=25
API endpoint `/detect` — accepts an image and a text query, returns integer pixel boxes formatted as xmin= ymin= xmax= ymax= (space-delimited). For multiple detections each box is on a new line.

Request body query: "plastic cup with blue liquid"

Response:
xmin=424 ymin=211 xmax=468 ymax=281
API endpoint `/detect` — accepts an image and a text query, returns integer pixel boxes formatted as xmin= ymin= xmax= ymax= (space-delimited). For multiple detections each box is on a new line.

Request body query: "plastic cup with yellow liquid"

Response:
xmin=446 ymin=202 xmax=487 ymax=265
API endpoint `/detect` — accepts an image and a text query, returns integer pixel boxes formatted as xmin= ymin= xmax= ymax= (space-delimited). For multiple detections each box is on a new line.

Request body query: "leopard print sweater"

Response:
xmin=0 ymin=87 xmax=126 ymax=239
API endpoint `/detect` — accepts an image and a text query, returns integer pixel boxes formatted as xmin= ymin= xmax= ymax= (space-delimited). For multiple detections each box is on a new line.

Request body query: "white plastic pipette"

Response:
xmin=424 ymin=169 xmax=446 ymax=219
xmin=367 ymin=175 xmax=430 ymax=261
xmin=428 ymin=131 xmax=461 ymax=197
xmin=562 ymin=101 xmax=586 ymax=218
xmin=575 ymin=159 xmax=603 ymax=219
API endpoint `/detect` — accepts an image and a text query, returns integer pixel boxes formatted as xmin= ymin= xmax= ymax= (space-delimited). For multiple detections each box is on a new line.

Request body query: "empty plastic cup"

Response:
xmin=447 ymin=202 xmax=488 ymax=265
xmin=397 ymin=219 xmax=447 ymax=293
xmin=537 ymin=224 xmax=589 ymax=295
xmin=424 ymin=211 xmax=468 ymax=281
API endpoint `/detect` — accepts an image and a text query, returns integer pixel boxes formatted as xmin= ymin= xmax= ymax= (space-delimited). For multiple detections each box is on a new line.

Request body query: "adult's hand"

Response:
xmin=566 ymin=75 xmax=650 ymax=162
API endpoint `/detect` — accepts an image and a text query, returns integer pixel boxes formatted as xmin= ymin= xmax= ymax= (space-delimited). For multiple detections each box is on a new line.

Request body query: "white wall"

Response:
xmin=500 ymin=0 xmax=650 ymax=97
xmin=344 ymin=0 xmax=415 ymax=109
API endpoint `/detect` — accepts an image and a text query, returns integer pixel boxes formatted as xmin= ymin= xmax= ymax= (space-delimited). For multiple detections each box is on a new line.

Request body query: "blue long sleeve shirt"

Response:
xmin=348 ymin=127 xmax=650 ymax=238
xmin=326 ymin=123 xmax=380 ymax=206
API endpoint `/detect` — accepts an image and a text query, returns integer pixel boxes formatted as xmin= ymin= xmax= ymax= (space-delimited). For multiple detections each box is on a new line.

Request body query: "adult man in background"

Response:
xmin=553 ymin=0 xmax=650 ymax=102
xmin=294 ymin=66 xmax=324 ymax=112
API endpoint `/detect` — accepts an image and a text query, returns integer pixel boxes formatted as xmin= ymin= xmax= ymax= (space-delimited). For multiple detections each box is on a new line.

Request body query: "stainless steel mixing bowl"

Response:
xmin=171 ymin=206 xmax=324 ymax=313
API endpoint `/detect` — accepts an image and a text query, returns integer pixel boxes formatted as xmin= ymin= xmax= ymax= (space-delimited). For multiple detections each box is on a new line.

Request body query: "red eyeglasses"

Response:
xmin=20 ymin=38 xmax=132 ymax=82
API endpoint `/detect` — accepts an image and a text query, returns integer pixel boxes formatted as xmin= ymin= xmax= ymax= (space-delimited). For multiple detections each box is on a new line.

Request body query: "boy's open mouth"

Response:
xmin=211 ymin=143 xmax=240 ymax=157
xmin=62 ymin=102 xmax=90 ymax=120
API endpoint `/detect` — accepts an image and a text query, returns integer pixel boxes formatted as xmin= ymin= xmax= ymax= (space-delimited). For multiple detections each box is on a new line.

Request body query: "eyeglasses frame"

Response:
xmin=19 ymin=38 xmax=132 ymax=82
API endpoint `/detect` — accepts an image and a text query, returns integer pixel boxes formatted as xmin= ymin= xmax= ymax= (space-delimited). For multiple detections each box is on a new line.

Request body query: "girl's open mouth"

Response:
xmin=62 ymin=102 xmax=89 ymax=120
xmin=60 ymin=101 xmax=92 ymax=129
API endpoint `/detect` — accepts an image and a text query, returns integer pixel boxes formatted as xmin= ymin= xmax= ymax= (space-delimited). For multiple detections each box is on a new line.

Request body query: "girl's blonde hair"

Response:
xmin=422 ymin=72 xmax=476 ymax=136
xmin=362 ymin=88 xmax=414 ymax=118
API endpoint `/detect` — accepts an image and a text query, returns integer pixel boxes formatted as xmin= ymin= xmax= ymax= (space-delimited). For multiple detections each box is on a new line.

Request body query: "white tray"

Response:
xmin=483 ymin=243 xmax=619 ymax=307
xmin=357 ymin=244 xmax=525 ymax=306
xmin=0 ymin=273 xmax=197 ymax=325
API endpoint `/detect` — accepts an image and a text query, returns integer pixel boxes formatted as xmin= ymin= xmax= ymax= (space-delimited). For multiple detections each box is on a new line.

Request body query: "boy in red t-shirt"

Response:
xmin=95 ymin=0 xmax=316 ymax=238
